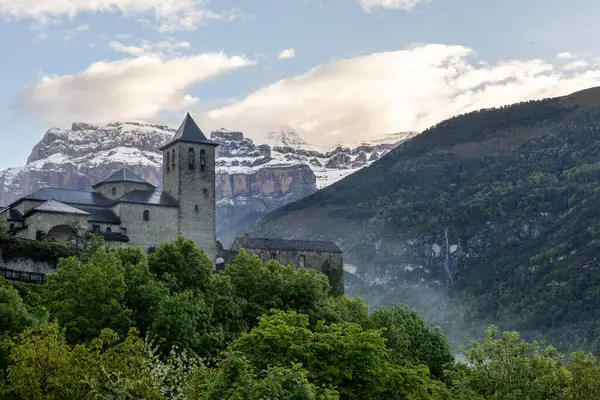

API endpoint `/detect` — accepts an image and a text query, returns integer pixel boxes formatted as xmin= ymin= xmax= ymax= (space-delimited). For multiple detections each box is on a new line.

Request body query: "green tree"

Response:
xmin=0 ymin=277 xmax=38 ymax=389
xmin=7 ymin=324 xmax=164 ymax=399
xmin=231 ymin=310 xmax=433 ymax=400
xmin=148 ymin=235 xmax=214 ymax=291
xmin=369 ymin=304 xmax=453 ymax=379
xmin=452 ymin=326 xmax=572 ymax=399
xmin=45 ymin=249 xmax=132 ymax=343
xmin=568 ymin=351 xmax=600 ymax=399
xmin=225 ymin=250 xmax=331 ymax=329
xmin=113 ymin=246 xmax=169 ymax=336
xmin=150 ymin=290 xmax=220 ymax=357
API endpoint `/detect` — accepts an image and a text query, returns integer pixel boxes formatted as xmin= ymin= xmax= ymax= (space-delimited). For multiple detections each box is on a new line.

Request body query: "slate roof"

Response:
xmin=32 ymin=200 xmax=90 ymax=216
xmin=234 ymin=237 xmax=342 ymax=253
xmin=19 ymin=187 xmax=115 ymax=207
xmin=75 ymin=207 xmax=121 ymax=224
xmin=0 ymin=207 xmax=22 ymax=221
xmin=93 ymin=167 xmax=154 ymax=189
xmin=159 ymin=113 xmax=218 ymax=150
xmin=118 ymin=190 xmax=179 ymax=207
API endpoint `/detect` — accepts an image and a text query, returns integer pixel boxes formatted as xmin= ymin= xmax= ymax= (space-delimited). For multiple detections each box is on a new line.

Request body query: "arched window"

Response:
xmin=171 ymin=149 xmax=175 ymax=170
xmin=143 ymin=210 xmax=150 ymax=221
xmin=298 ymin=255 xmax=306 ymax=267
xmin=188 ymin=148 xmax=195 ymax=170
xmin=200 ymin=149 xmax=206 ymax=172
xmin=106 ymin=227 xmax=112 ymax=233
xmin=165 ymin=151 xmax=170 ymax=173
xmin=111 ymin=187 xmax=117 ymax=196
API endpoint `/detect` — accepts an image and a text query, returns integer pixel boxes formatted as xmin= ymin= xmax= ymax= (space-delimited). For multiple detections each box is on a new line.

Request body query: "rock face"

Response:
xmin=0 ymin=122 xmax=414 ymax=246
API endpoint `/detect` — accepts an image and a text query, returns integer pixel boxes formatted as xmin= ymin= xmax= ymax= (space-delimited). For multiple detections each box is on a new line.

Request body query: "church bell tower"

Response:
xmin=159 ymin=113 xmax=219 ymax=260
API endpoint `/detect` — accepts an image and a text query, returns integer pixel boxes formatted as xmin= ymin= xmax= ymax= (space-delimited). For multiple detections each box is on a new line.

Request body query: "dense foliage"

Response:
xmin=0 ymin=235 xmax=75 ymax=263
xmin=255 ymin=90 xmax=600 ymax=352
xmin=2 ymin=236 xmax=600 ymax=398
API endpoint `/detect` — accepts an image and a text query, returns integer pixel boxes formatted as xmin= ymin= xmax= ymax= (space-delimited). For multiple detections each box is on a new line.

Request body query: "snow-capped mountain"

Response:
xmin=0 ymin=121 xmax=416 ymax=245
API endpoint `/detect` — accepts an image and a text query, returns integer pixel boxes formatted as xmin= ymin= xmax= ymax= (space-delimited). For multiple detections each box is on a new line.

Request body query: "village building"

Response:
xmin=229 ymin=233 xmax=344 ymax=293
xmin=0 ymin=113 xmax=219 ymax=260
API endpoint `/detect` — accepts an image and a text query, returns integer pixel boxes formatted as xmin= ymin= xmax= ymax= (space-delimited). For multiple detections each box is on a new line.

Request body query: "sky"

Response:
xmin=2 ymin=0 xmax=600 ymax=169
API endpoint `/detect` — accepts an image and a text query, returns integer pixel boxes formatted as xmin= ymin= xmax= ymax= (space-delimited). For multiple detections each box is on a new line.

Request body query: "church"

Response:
xmin=0 ymin=113 xmax=219 ymax=260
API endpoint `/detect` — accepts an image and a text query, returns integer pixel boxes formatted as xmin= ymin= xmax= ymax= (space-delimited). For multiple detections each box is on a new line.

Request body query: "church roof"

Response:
xmin=234 ymin=236 xmax=342 ymax=253
xmin=31 ymin=200 xmax=90 ymax=216
xmin=20 ymin=187 xmax=115 ymax=207
xmin=159 ymin=113 xmax=218 ymax=150
xmin=76 ymin=207 xmax=121 ymax=224
xmin=92 ymin=167 xmax=154 ymax=189
xmin=118 ymin=190 xmax=179 ymax=207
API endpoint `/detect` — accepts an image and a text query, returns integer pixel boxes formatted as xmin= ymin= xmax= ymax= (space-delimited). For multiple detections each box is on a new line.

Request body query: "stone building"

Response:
xmin=230 ymin=233 xmax=344 ymax=293
xmin=0 ymin=113 xmax=219 ymax=260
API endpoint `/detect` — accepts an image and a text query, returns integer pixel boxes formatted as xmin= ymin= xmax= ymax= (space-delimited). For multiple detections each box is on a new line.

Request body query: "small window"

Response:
xmin=143 ymin=210 xmax=150 ymax=221
xmin=200 ymin=149 xmax=206 ymax=172
xmin=188 ymin=148 xmax=195 ymax=170
xmin=106 ymin=227 xmax=112 ymax=233
xmin=92 ymin=225 xmax=100 ymax=233
xmin=35 ymin=230 xmax=44 ymax=240
xmin=298 ymin=255 xmax=306 ymax=267
xmin=111 ymin=187 xmax=117 ymax=196
xmin=121 ymin=227 xmax=127 ymax=235
xmin=194 ymin=204 xmax=199 ymax=212
xmin=166 ymin=152 xmax=170 ymax=173
xmin=171 ymin=149 xmax=175 ymax=169
xmin=271 ymin=253 xmax=277 ymax=260
xmin=9 ymin=223 xmax=15 ymax=230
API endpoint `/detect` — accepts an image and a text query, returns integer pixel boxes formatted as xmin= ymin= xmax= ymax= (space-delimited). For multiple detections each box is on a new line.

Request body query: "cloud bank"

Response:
xmin=14 ymin=52 xmax=254 ymax=124
xmin=0 ymin=0 xmax=243 ymax=31
xmin=13 ymin=44 xmax=600 ymax=147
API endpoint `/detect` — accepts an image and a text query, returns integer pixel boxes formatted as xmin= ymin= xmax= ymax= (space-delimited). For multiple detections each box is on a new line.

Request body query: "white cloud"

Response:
xmin=14 ymin=44 xmax=600 ymax=148
xmin=360 ymin=0 xmax=427 ymax=11
xmin=557 ymin=52 xmax=574 ymax=59
xmin=278 ymin=48 xmax=296 ymax=60
xmin=202 ymin=44 xmax=600 ymax=147
xmin=109 ymin=38 xmax=191 ymax=57
xmin=562 ymin=60 xmax=590 ymax=71
xmin=14 ymin=52 xmax=255 ymax=125
xmin=0 ymin=0 xmax=243 ymax=31
xmin=75 ymin=24 xmax=89 ymax=31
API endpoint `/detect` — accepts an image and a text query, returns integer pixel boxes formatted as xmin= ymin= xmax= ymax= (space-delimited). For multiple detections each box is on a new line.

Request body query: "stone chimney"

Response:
xmin=243 ymin=232 xmax=249 ymax=246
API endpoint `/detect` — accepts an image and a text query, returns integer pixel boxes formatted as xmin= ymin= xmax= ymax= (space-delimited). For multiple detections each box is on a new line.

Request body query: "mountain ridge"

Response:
xmin=0 ymin=121 xmax=413 ymax=245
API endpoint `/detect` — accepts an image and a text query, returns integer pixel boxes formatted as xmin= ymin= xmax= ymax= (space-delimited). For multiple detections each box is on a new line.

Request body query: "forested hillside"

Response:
xmin=250 ymin=86 xmax=600 ymax=351
xmin=3 ymin=235 xmax=600 ymax=399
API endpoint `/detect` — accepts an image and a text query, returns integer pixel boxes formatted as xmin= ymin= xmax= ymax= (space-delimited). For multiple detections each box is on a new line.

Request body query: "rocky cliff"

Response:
xmin=0 ymin=122 xmax=412 ymax=245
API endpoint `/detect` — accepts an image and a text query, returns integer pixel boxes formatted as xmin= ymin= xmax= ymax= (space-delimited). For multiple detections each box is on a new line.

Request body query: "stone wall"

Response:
xmin=13 ymin=200 xmax=43 ymax=216
xmin=17 ymin=213 xmax=89 ymax=241
xmin=118 ymin=202 xmax=179 ymax=251
xmin=94 ymin=181 xmax=155 ymax=200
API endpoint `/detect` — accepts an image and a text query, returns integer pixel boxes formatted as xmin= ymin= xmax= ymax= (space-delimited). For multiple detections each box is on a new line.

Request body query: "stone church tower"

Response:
xmin=159 ymin=113 xmax=219 ymax=259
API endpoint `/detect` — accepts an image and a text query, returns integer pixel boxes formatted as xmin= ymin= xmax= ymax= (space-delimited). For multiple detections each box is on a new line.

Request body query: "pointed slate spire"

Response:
xmin=92 ymin=167 xmax=155 ymax=188
xmin=159 ymin=113 xmax=218 ymax=150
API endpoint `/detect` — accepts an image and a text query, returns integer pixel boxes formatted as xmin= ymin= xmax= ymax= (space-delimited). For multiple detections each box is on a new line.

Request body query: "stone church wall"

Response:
xmin=118 ymin=202 xmax=179 ymax=251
